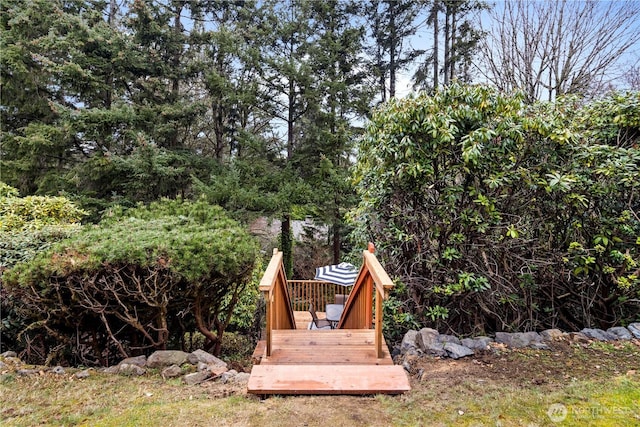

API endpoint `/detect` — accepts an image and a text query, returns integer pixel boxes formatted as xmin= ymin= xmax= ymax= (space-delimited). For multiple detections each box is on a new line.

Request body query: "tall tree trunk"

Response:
xmin=282 ymin=213 xmax=293 ymax=277
xmin=444 ymin=5 xmax=450 ymax=85
xmin=104 ymin=0 xmax=117 ymax=109
xmin=332 ymin=211 xmax=340 ymax=264
xmin=389 ymin=1 xmax=396 ymax=98
xmin=450 ymin=5 xmax=457 ymax=82
xmin=433 ymin=2 xmax=439 ymax=89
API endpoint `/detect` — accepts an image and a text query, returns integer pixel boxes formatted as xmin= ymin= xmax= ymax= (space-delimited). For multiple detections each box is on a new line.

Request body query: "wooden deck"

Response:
xmin=248 ymin=311 xmax=410 ymax=395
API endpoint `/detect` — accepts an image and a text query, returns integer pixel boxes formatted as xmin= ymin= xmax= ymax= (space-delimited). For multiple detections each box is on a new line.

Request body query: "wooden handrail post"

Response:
xmin=375 ymin=287 xmax=383 ymax=358
xmin=259 ymin=249 xmax=296 ymax=358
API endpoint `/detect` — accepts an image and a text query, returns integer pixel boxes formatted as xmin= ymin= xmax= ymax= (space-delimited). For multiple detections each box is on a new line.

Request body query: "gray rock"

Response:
xmin=197 ymin=362 xmax=209 ymax=372
xmin=146 ymin=350 xmax=189 ymax=368
xmin=51 ymin=366 xmax=65 ymax=375
xmin=118 ymin=363 xmax=146 ymax=376
xmin=540 ymin=329 xmax=565 ymax=341
xmin=102 ymin=365 xmax=120 ymax=374
xmin=443 ymin=343 xmax=474 ymax=359
xmin=233 ymin=372 xmax=250 ymax=383
xmin=495 ymin=332 xmax=542 ymax=348
xmin=184 ymin=371 xmax=210 ymax=385
xmin=423 ymin=342 xmax=447 ymax=357
xmin=220 ymin=370 xmax=239 ymax=384
xmin=0 ymin=361 xmax=7 ymax=370
xmin=411 ymin=328 xmax=450 ymax=356
xmin=628 ymin=323 xmax=640 ymax=339
xmin=161 ymin=365 xmax=183 ymax=379
xmin=580 ymin=328 xmax=617 ymax=341
xmin=118 ymin=355 xmax=147 ymax=368
xmin=75 ymin=369 xmax=91 ymax=379
xmin=460 ymin=337 xmax=492 ymax=350
xmin=189 ymin=349 xmax=228 ymax=368
xmin=416 ymin=328 xmax=439 ymax=350
xmin=17 ymin=369 xmax=39 ymax=376
xmin=607 ymin=327 xmax=632 ymax=340
xmin=400 ymin=330 xmax=419 ymax=354
xmin=0 ymin=351 xmax=17 ymax=358
xmin=438 ymin=334 xmax=461 ymax=345
xmin=530 ymin=343 xmax=550 ymax=350
xmin=569 ymin=332 xmax=590 ymax=343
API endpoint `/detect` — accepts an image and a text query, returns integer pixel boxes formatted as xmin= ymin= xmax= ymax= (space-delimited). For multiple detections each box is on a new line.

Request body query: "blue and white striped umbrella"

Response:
xmin=314 ymin=262 xmax=358 ymax=287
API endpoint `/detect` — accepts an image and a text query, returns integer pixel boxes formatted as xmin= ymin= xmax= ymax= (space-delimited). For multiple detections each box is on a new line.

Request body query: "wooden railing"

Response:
xmin=259 ymin=244 xmax=394 ymax=359
xmin=259 ymin=249 xmax=296 ymax=357
xmin=338 ymin=243 xmax=394 ymax=358
xmin=287 ymin=280 xmax=348 ymax=312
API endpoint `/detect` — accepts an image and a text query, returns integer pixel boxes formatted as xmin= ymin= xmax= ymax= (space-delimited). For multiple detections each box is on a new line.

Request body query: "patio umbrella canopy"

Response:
xmin=314 ymin=262 xmax=358 ymax=287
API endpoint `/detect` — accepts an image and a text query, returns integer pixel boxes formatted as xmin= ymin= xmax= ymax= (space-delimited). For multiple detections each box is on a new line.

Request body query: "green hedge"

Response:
xmin=352 ymin=85 xmax=640 ymax=337
xmin=3 ymin=198 xmax=260 ymax=365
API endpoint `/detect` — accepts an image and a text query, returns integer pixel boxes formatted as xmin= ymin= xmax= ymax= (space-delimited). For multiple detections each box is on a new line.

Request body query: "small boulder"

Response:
xmin=183 ymin=371 xmax=211 ymax=386
xmin=400 ymin=330 xmax=419 ymax=354
xmin=189 ymin=349 xmax=227 ymax=369
xmin=460 ymin=336 xmax=492 ymax=350
xmin=118 ymin=363 xmax=146 ymax=376
xmin=118 ymin=355 xmax=147 ymax=368
xmin=233 ymin=372 xmax=250 ymax=383
xmin=422 ymin=342 xmax=447 ymax=357
xmin=443 ymin=343 xmax=474 ymax=359
xmin=416 ymin=328 xmax=439 ymax=350
xmin=147 ymin=350 xmax=189 ymax=368
xmin=220 ymin=370 xmax=240 ymax=383
xmin=51 ymin=366 xmax=65 ymax=375
xmin=569 ymin=332 xmax=590 ymax=343
xmin=530 ymin=342 xmax=550 ymax=350
xmin=628 ymin=323 xmax=640 ymax=339
xmin=438 ymin=334 xmax=461 ymax=346
xmin=415 ymin=328 xmax=447 ymax=356
xmin=540 ymin=329 xmax=565 ymax=341
xmin=75 ymin=369 xmax=91 ymax=379
xmin=580 ymin=328 xmax=616 ymax=341
xmin=161 ymin=365 xmax=183 ymax=379
xmin=607 ymin=327 xmax=632 ymax=340
xmin=0 ymin=351 xmax=17 ymax=358
xmin=495 ymin=332 xmax=542 ymax=348
xmin=102 ymin=365 xmax=120 ymax=374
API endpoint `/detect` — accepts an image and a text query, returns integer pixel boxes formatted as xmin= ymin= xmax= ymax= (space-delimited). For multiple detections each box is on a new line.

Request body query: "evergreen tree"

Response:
xmin=365 ymin=0 xmax=424 ymax=101
xmin=303 ymin=0 xmax=373 ymax=262
xmin=414 ymin=0 xmax=487 ymax=91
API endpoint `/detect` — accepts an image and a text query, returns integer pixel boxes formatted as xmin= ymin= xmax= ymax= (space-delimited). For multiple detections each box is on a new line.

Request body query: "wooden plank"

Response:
xmin=252 ymin=340 xmax=266 ymax=364
xmin=363 ymin=250 xmax=393 ymax=297
xmin=375 ymin=289 xmax=383 ymax=358
xmin=259 ymin=329 xmax=393 ymax=366
xmin=247 ymin=365 xmax=410 ymax=395
xmin=259 ymin=250 xmax=283 ymax=292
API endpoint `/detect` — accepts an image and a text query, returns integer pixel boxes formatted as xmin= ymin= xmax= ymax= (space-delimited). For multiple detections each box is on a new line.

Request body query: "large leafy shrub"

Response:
xmin=1 ymin=184 xmax=85 ymax=353
xmin=351 ymin=85 xmax=640 ymax=336
xmin=3 ymin=198 xmax=259 ymax=365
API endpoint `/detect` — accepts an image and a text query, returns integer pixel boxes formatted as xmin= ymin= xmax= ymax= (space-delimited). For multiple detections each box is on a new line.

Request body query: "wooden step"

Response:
xmin=247 ymin=364 xmax=411 ymax=395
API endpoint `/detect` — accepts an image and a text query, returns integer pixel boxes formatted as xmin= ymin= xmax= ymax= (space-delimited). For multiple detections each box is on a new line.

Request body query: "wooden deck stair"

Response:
xmin=250 ymin=246 xmax=410 ymax=395
xmin=248 ymin=328 xmax=410 ymax=395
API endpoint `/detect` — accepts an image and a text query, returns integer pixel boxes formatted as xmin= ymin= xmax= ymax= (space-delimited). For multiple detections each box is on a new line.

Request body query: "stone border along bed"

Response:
xmin=0 ymin=349 xmax=249 ymax=386
xmin=395 ymin=323 xmax=640 ymax=365
xmin=2 ymin=323 xmax=639 ymax=385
